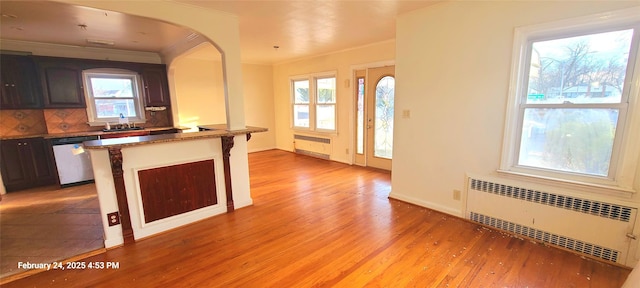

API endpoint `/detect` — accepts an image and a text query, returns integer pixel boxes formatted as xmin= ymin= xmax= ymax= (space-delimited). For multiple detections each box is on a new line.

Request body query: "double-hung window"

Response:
xmin=83 ymin=69 xmax=146 ymax=125
xmin=291 ymin=73 xmax=337 ymax=132
xmin=501 ymin=9 xmax=640 ymax=191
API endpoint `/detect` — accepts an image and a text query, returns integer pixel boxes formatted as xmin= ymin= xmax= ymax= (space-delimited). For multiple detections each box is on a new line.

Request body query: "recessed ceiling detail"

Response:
xmin=0 ymin=0 xmax=440 ymax=63
xmin=0 ymin=1 xmax=193 ymax=53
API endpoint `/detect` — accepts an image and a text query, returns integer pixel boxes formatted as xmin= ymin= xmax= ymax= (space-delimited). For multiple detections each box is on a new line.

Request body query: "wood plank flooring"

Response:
xmin=1 ymin=150 xmax=631 ymax=287
xmin=0 ymin=184 xmax=104 ymax=281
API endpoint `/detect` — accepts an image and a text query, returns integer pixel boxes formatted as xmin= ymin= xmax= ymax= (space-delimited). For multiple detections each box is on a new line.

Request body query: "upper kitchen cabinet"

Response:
xmin=36 ymin=57 xmax=86 ymax=108
xmin=0 ymin=55 xmax=43 ymax=109
xmin=141 ymin=64 xmax=171 ymax=107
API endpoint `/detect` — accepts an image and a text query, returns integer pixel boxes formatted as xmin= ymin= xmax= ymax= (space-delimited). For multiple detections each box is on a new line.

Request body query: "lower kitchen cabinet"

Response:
xmin=0 ymin=137 xmax=57 ymax=192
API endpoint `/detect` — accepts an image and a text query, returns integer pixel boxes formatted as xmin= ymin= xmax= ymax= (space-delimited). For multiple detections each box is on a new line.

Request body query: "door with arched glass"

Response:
xmin=354 ymin=65 xmax=394 ymax=170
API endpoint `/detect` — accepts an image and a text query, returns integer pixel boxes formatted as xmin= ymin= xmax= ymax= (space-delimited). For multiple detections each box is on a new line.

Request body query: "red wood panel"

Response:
xmin=138 ymin=159 xmax=217 ymax=223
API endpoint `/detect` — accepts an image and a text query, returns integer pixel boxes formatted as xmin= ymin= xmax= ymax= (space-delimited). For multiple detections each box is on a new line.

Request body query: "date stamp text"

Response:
xmin=18 ymin=261 xmax=120 ymax=271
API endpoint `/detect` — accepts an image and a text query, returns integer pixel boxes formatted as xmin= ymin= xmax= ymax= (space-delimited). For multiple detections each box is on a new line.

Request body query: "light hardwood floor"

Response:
xmin=1 ymin=150 xmax=631 ymax=287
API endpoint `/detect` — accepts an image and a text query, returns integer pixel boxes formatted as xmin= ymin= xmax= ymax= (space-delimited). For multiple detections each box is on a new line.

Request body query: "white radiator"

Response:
xmin=293 ymin=134 xmax=331 ymax=159
xmin=465 ymin=176 xmax=636 ymax=265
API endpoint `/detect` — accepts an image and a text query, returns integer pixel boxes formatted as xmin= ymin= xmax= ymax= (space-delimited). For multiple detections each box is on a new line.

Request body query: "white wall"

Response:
xmin=273 ymin=41 xmax=396 ymax=164
xmin=242 ymin=63 xmax=276 ymax=152
xmin=172 ymin=44 xmax=227 ymax=131
xmin=393 ymin=0 xmax=640 ymax=262
xmin=171 ymin=43 xmax=276 ymax=152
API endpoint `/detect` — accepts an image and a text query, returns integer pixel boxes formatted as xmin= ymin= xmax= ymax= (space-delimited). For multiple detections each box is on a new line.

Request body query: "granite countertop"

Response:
xmin=83 ymin=125 xmax=268 ymax=150
xmin=197 ymin=124 xmax=231 ymax=131
xmin=0 ymin=127 xmax=188 ymax=140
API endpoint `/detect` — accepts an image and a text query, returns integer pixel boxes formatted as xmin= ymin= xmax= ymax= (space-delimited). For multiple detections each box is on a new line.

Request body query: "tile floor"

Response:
xmin=0 ymin=184 xmax=104 ymax=279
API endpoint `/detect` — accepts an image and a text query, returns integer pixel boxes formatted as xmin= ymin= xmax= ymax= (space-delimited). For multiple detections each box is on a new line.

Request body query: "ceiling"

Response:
xmin=0 ymin=0 xmax=439 ymax=64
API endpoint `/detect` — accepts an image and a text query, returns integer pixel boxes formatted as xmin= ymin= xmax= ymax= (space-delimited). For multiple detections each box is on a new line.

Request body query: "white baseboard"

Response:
xmin=235 ymin=198 xmax=254 ymax=209
xmin=104 ymin=237 xmax=124 ymax=249
xmin=389 ymin=192 xmax=463 ymax=218
xmin=248 ymin=146 xmax=277 ymax=153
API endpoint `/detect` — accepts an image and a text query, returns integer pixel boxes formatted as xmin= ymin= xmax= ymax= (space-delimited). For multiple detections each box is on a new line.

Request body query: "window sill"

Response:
xmin=496 ymin=169 xmax=635 ymax=199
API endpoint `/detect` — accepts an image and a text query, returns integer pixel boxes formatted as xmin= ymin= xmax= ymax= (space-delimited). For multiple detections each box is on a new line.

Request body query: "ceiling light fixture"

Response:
xmin=273 ymin=45 xmax=280 ymax=51
xmin=86 ymin=38 xmax=115 ymax=46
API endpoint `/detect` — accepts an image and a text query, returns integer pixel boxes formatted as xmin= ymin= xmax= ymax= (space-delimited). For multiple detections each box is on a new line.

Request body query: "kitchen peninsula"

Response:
xmin=83 ymin=125 xmax=267 ymax=247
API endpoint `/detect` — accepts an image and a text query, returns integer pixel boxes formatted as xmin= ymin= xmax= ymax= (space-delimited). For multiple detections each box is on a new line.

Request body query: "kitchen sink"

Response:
xmin=102 ymin=127 xmax=144 ymax=132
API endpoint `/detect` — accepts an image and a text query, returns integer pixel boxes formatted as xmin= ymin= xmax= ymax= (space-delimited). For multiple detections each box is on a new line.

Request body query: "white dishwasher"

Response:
xmin=51 ymin=135 xmax=99 ymax=187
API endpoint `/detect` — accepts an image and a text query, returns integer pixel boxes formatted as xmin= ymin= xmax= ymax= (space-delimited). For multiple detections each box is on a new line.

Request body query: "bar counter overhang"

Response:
xmin=83 ymin=125 xmax=267 ymax=248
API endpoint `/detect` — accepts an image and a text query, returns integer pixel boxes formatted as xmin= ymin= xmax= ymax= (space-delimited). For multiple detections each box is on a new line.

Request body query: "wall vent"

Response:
xmin=470 ymin=212 xmax=619 ymax=263
xmin=469 ymin=178 xmax=632 ymax=222
xmin=294 ymin=134 xmax=331 ymax=159
xmin=294 ymin=134 xmax=331 ymax=144
xmin=466 ymin=177 xmax=636 ymax=265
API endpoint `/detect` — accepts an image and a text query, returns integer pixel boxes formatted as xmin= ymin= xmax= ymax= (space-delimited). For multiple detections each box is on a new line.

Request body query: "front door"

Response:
xmin=354 ymin=66 xmax=395 ymax=170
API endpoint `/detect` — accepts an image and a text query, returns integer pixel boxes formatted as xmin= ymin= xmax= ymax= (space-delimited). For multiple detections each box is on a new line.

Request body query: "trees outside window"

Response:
xmin=501 ymin=9 xmax=640 ymax=190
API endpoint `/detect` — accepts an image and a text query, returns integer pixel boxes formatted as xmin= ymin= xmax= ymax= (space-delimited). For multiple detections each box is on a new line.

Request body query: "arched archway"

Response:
xmin=58 ymin=0 xmax=246 ymax=129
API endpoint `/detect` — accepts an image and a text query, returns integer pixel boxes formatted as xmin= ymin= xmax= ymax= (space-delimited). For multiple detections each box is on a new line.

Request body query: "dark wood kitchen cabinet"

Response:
xmin=0 ymin=137 xmax=57 ymax=192
xmin=141 ymin=65 xmax=171 ymax=107
xmin=0 ymin=55 xmax=43 ymax=109
xmin=36 ymin=58 xmax=86 ymax=108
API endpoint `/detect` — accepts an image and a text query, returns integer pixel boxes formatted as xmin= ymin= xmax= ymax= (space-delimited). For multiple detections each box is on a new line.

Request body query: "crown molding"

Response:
xmin=0 ymin=39 xmax=163 ymax=64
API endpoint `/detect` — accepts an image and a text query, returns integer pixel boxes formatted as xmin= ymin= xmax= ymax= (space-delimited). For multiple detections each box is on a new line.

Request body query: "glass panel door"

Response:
xmin=365 ymin=65 xmax=394 ymax=170
xmin=354 ymin=70 xmax=366 ymax=166
xmin=374 ymin=76 xmax=394 ymax=159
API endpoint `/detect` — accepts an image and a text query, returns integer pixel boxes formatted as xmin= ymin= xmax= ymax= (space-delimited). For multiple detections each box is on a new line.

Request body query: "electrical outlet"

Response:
xmin=346 ymin=148 xmax=349 ymax=154
xmin=453 ymin=189 xmax=461 ymax=201
xmin=107 ymin=212 xmax=120 ymax=226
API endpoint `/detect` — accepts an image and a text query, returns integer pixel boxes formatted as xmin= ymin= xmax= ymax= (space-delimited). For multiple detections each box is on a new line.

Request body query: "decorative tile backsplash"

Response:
xmin=0 ymin=107 xmax=173 ymax=137
xmin=0 ymin=109 xmax=48 ymax=137
xmin=44 ymin=109 xmax=101 ymax=134
xmin=144 ymin=109 xmax=172 ymax=128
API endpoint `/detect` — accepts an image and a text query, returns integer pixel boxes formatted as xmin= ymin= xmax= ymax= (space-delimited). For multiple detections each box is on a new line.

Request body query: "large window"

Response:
xmin=501 ymin=9 xmax=640 ymax=190
xmin=83 ymin=69 xmax=146 ymax=125
xmin=291 ymin=73 xmax=336 ymax=132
